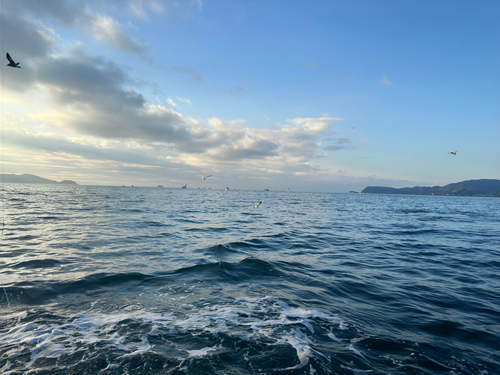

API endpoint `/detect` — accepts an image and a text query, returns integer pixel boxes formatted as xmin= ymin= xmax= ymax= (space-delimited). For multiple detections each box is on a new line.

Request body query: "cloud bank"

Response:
xmin=2 ymin=0 xmax=362 ymax=190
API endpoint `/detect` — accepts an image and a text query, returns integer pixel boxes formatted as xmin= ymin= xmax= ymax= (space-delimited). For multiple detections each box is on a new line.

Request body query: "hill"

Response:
xmin=361 ymin=179 xmax=500 ymax=197
xmin=1 ymin=174 xmax=78 ymax=185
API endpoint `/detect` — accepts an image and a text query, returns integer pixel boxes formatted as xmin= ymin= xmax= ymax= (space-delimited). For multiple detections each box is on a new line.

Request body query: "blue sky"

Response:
xmin=1 ymin=0 xmax=499 ymax=191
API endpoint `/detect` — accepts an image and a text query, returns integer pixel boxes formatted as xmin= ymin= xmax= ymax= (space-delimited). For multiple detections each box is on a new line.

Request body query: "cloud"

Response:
xmin=6 ymin=0 xmax=202 ymax=24
xmin=87 ymin=14 xmax=146 ymax=54
xmin=1 ymin=15 xmax=56 ymax=92
xmin=129 ymin=0 xmax=164 ymax=19
xmin=205 ymin=136 xmax=279 ymax=161
xmin=4 ymin=1 xmax=151 ymax=55
xmin=7 ymin=113 xmax=358 ymax=189
xmin=176 ymin=97 xmax=193 ymax=106
xmin=287 ymin=117 xmax=339 ymax=135
xmin=2 ymin=15 xmax=56 ymax=59
xmin=2 ymin=7 xmax=349 ymax=186
xmin=9 ymin=131 xmax=163 ymax=166
xmin=28 ymin=46 xmax=192 ymax=145
xmin=324 ymin=137 xmax=356 ymax=152
xmin=128 ymin=0 xmax=203 ymax=20
xmin=29 ymin=54 xmax=346 ymax=165
xmin=170 ymin=66 xmax=203 ymax=82
xmin=381 ymin=73 xmax=393 ymax=86
xmin=20 ymin=47 xmax=276 ymax=161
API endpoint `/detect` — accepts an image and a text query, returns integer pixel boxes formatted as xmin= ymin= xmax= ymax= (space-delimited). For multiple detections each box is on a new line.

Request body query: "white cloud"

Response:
xmin=128 ymin=0 xmax=202 ymax=20
xmin=128 ymin=0 xmax=164 ymax=19
xmin=89 ymin=14 xmax=146 ymax=53
xmin=176 ymin=97 xmax=193 ymax=106
xmin=166 ymin=98 xmax=177 ymax=107
xmin=287 ymin=117 xmax=341 ymax=135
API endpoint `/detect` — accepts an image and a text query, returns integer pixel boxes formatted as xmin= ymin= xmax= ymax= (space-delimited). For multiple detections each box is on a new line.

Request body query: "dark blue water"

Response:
xmin=0 ymin=184 xmax=499 ymax=374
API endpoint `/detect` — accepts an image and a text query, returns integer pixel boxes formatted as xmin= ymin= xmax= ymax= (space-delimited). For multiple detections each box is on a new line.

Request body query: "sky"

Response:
xmin=1 ymin=0 xmax=499 ymax=192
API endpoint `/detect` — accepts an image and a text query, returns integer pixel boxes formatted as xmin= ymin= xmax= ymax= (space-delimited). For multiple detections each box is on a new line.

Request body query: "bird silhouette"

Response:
xmin=6 ymin=53 xmax=21 ymax=68
xmin=198 ymin=170 xmax=212 ymax=180
xmin=448 ymin=151 xmax=457 ymax=155
xmin=253 ymin=202 xmax=262 ymax=208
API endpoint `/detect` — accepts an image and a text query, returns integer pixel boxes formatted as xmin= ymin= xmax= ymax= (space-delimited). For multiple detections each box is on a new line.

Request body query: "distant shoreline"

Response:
xmin=361 ymin=179 xmax=500 ymax=198
xmin=0 ymin=174 xmax=78 ymax=185
xmin=3 ymin=175 xmax=499 ymax=197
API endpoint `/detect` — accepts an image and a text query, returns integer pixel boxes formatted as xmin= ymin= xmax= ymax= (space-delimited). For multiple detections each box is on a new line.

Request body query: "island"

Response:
xmin=0 ymin=174 xmax=78 ymax=185
xmin=361 ymin=179 xmax=500 ymax=197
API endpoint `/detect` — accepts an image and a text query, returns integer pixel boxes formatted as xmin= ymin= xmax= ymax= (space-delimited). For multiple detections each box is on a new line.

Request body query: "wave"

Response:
xmin=2 ymin=273 xmax=153 ymax=305
xmin=0 ymin=296 xmax=362 ymax=374
xmin=2 ymin=294 xmax=496 ymax=374
xmin=10 ymin=259 xmax=65 ymax=269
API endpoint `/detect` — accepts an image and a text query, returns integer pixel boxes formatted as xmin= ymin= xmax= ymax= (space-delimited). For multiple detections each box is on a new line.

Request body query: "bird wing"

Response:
xmin=206 ymin=175 xmax=212 ymax=178
xmin=6 ymin=52 xmax=15 ymax=64
xmin=198 ymin=170 xmax=204 ymax=177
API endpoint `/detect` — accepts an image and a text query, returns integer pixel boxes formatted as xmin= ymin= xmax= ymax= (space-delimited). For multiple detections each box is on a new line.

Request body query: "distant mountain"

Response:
xmin=361 ymin=179 xmax=500 ymax=197
xmin=1 ymin=174 xmax=78 ymax=185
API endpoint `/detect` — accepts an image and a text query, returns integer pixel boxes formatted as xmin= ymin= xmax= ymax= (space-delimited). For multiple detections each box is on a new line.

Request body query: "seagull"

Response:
xmin=253 ymin=202 xmax=262 ymax=208
xmin=448 ymin=151 xmax=457 ymax=155
xmin=198 ymin=170 xmax=212 ymax=180
xmin=6 ymin=53 xmax=21 ymax=68
xmin=351 ymin=127 xmax=355 ymax=129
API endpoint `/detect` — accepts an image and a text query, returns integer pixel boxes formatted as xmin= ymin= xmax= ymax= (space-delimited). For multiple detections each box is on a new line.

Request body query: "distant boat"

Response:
xmin=181 ymin=184 xmax=187 ymax=189
xmin=264 ymin=189 xmax=269 ymax=191
xmin=157 ymin=185 xmax=163 ymax=188
xmin=287 ymin=188 xmax=291 ymax=192
xmin=225 ymin=187 xmax=229 ymax=191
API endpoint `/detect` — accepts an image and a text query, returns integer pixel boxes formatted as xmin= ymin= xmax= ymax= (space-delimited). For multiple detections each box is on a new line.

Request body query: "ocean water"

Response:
xmin=0 ymin=184 xmax=499 ymax=375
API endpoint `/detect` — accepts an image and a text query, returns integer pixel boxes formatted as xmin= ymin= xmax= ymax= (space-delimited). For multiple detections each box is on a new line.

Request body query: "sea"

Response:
xmin=0 ymin=184 xmax=499 ymax=375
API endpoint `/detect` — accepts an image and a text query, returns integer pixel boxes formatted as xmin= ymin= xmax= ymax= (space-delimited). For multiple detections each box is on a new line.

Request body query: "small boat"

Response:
xmin=264 ymin=189 xmax=269 ymax=191
xmin=287 ymin=188 xmax=291 ymax=192
xmin=181 ymin=184 xmax=187 ymax=189
xmin=157 ymin=185 xmax=163 ymax=188
xmin=225 ymin=187 xmax=229 ymax=191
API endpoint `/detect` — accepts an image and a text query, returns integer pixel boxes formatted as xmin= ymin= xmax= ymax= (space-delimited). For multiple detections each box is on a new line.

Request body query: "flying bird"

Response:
xmin=198 ymin=170 xmax=212 ymax=180
xmin=448 ymin=151 xmax=457 ymax=155
xmin=6 ymin=53 xmax=21 ymax=68
xmin=253 ymin=202 xmax=262 ymax=208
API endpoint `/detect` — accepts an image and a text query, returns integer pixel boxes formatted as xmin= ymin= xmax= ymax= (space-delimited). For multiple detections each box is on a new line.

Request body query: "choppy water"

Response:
xmin=0 ymin=184 xmax=499 ymax=375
